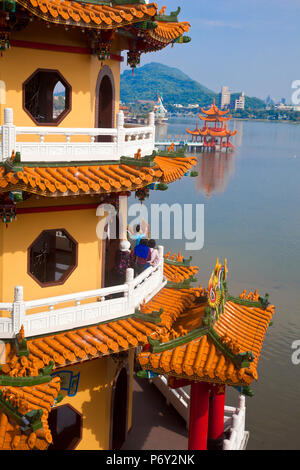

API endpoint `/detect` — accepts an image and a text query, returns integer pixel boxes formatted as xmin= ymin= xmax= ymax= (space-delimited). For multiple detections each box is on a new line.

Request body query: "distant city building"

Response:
xmin=281 ymin=98 xmax=286 ymax=105
xmin=266 ymin=95 xmax=273 ymax=105
xmin=235 ymin=92 xmax=245 ymax=111
xmin=219 ymin=86 xmax=231 ymax=109
xmin=275 ymin=103 xmax=294 ymax=111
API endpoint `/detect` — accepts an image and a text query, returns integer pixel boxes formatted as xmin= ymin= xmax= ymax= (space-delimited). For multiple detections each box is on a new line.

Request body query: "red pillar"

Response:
xmin=188 ymin=382 xmax=210 ymax=450
xmin=208 ymin=385 xmax=226 ymax=441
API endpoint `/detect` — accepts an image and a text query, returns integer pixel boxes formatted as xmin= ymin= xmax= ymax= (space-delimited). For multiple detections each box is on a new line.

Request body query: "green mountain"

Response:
xmin=120 ymin=62 xmax=265 ymax=109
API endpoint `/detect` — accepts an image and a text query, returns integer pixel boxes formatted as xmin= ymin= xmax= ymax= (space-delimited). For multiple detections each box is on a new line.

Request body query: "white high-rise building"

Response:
xmin=235 ymin=92 xmax=245 ymax=111
xmin=220 ymin=86 xmax=231 ymax=109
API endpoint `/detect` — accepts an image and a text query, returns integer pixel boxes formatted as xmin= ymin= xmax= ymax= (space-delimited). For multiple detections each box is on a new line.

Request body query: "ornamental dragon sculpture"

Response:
xmin=207 ymin=258 xmax=228 ymax=321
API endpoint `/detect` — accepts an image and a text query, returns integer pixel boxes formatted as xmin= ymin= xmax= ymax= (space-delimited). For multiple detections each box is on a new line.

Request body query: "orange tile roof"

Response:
xmin=200 ymin=99 xmax=230 ymax=117
xmin=0 ymin=372 xmax=60 ymax=450
xmin=16 ymin=0 xmax=158 ymax=29
xmin=154 ymin=156 xmax=197 ymax=184
xmin=149 ymin=20 xmax=190 ymax=42
xmin=137 ymin=299 xmax=275 ymax=386
xmin=0 ymin=264 xmax=202 ymax=374
xmin=0 ymin=338 xmax=55 ymax=449
xmin=164 ymin=263 xmax=198 ymax=284
xmin=21 ymin=287 xmax=202 ymax=370
xmin=0 ymin=262 xmax=203 ymax=450
xmin=0 ymin=156 xmax=197 ymax=197
xmin=15 ymin=1 xmax=190 ymax=46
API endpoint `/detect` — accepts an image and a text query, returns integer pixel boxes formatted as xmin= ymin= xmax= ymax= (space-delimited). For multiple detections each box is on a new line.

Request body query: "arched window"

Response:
xmin=95 ymin=66 xmax=115 ymax=142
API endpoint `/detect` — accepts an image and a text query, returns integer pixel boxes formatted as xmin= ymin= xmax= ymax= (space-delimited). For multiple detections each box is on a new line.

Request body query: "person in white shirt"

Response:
xmin=148 ymin=239 xmax=159 ymax=267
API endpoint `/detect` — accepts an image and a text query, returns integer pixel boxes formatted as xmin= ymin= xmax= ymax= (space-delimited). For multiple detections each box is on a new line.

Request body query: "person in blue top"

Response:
xmin=132 ymin=239 xmax=151 ymax=275
xmin=129 ymin=224 xmax=146 ymax=247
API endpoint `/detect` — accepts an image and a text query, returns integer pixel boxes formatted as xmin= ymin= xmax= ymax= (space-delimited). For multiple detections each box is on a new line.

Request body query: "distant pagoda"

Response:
xmin=154 ymin=93 xmax=168 ymax=123
xmin=187 ymin=99 xmax=237 ymax=151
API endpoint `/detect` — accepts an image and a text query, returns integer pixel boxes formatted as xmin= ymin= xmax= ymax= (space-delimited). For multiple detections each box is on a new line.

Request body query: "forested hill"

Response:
xmin=120 ymin=63 xmax=265 ymax=109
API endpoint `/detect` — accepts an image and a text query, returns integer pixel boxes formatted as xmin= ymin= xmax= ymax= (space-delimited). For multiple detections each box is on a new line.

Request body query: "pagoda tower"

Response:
xmin=0 ymin=0 xmax=274 ymax=452
xmin=187 ymin=100 xmax=237 ymax=151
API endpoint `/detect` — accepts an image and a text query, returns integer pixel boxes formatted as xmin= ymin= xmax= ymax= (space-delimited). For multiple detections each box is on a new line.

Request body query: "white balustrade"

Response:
xmin=223 ymin=395 xmax=248 ymax=450
xmin=0 ymin=246 xmax=166 ymax=339
xmin=152 ymin=375 xmax=249 ymax=450
xmin=0 ymin=109 xmax=156 ymax=163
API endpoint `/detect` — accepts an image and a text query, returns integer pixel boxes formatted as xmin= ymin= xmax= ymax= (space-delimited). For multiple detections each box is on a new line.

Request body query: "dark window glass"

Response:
xmin=48 ymin=405 xmax=82 ymax=450
xmin=24 ymin=69 xmax=71 ymax=125
xmin=29 ymin=229 xmax=77 ymax=286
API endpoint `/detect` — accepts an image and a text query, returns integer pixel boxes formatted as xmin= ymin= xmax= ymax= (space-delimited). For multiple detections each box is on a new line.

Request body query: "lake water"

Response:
xmin=131 ymin=118 xmax=300 ymax=450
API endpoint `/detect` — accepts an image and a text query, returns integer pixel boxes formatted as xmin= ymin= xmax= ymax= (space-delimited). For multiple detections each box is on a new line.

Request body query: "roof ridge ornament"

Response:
xmin=155 ymin=6 xmax=181 ymax=23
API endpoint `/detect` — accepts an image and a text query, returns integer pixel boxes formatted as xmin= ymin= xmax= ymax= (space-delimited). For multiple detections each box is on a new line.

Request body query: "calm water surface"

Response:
xmin=131 ymin=118 xmax=300 ymax=450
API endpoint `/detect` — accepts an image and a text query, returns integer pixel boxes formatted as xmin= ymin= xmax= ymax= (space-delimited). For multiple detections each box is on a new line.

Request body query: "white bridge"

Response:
xmin=0 ymin=108 xmax=156 ymax=163
xmin=0 ymin=247 xmax=166 ymax=339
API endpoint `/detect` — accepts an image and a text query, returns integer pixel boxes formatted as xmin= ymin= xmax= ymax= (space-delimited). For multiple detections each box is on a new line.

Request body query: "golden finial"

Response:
xmin=18 ymin=325 xmax=25 ymax=342
xmin=134 ymin=149 xmax=142 ymax=160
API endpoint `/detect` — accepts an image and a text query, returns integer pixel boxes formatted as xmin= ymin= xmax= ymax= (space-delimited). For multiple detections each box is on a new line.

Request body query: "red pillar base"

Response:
xmin=208 ymin=384 xmax=226 ymax=448
xmin=188 ymin=382 xmax=210 ymax=451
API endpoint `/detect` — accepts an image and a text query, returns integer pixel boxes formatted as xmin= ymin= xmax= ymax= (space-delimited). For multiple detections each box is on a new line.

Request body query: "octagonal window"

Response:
xmin=48 ymin=405 xmax=82 ymax=450
xmin=23 ymin=69 xmax=71 ymax=125
xmin=29 ymin=229 xmax=77 ymax=287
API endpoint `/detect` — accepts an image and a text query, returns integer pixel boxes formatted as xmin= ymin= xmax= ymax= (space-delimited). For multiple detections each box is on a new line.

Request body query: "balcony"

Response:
xmin=0 ymin=247 xmax=166 ymax=339
xmin=0 ymin=108 xmax=156 ymax=164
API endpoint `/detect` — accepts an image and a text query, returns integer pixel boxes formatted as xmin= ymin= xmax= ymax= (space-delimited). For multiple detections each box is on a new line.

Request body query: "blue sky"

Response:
xmin=122 ymin=0 xmax=300 ymax=101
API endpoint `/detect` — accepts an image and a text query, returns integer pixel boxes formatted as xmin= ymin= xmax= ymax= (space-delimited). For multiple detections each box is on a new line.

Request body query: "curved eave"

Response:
xmin=199 ymin=114 xmax=232 ymax=123
xmin=137 ymin=298 xmax=274 ymax=387
xmin=147 ymin=20 xmax=190 ymax=43
xmin=0 ymin=156 xmax=197 ymax=197
xmin=15 ymin=0 xmax=158 ymax=30
xmin=200 ymin=104 xmax=230 ymax=117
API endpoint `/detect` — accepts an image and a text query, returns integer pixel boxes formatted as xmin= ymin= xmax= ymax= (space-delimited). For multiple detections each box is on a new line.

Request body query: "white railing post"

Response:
xmin=116 ymin=110 xmax=125 ymax=159
xmin=238 ymin=394 xmax=245 ymax=410
xmin=12 ymin=286 xmax=26 ymax=336
xmin=238 ymin=395 xmax=246 ymax=443
xmin=125 ymin=268 xmax=135 ymax=308
xmin=148 ymin=111 xmax=155 ymax=150
xmin=223 ymin=439 xmax=232 ymax=450
xmin=1 ymin=108 xmax=16 ymax=162
xmin=158 ymin=245 xmax=164 ymax=280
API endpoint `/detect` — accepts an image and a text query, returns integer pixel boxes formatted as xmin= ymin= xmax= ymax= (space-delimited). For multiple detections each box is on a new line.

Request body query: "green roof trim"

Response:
xmin=227 ymin=293 xmax=270 ymax=310
xmin=166 ymin=276 xmax=198 ymax=289
xmin=148 ymin=326 xmax=210 ymax=353
xmin=0 ymin=389 xmax=44 ymax=432
xmin=133 ymin=308 xmax=164 ymax=325
xmin=0 ymin=361 xmax=54 ymax=387
xmin=164 ymin=256 xmax=192 ymax=267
